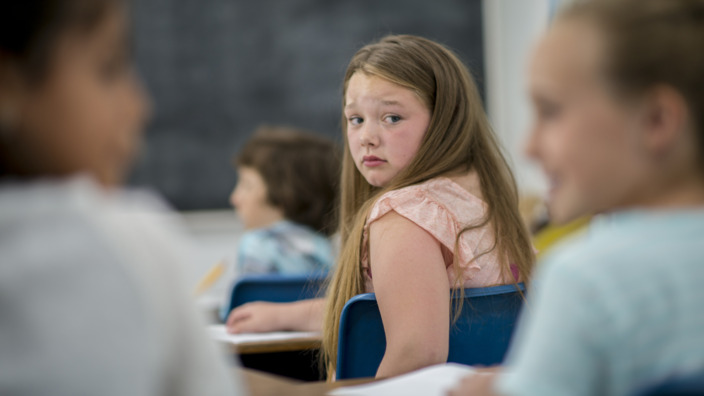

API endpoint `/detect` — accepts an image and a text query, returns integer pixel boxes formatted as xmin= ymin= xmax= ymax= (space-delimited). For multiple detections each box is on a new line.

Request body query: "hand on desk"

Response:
xmin=225 ymin=298 xmax=325 ymax=334
xmin=226 ymin=302 xmax=286 ymax=333
xmin=447 ymin=367 xmax=502 ymax=396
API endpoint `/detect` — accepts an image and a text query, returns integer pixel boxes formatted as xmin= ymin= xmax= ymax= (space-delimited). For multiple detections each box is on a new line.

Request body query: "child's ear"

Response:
xmin=640 ymin=85 xmax=689 ymax=159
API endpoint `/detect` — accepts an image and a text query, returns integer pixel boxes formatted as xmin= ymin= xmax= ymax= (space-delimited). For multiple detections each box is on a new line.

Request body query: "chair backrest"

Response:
xmin=634 ymin=374 xmax=704 ymax=396
xmin=335 ymin=283 xmax=526 ymax=380
xmin=225 ymin=272 xmax=327 ymax=314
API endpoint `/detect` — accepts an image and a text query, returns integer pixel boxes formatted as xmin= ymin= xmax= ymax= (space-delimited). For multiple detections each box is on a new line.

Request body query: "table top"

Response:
xmin=242 ymin=368 xmax=374 ymax=396
xmin=218 ymin=334 xmax=322 ymax=355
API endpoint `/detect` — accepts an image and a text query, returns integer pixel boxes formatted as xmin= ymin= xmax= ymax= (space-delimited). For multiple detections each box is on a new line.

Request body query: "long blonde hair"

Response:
xmin=321 ymin=35 xmax=535 ymax=377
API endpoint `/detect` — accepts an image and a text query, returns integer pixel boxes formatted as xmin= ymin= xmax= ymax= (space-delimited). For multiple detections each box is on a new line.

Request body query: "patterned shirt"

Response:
xmin=497 ymin=209 xmax=704 ymax=396
xmin=237 ymin=220 xmax=334 ymax=275
xmin=361 ymin=177 xmax=508 ymax=292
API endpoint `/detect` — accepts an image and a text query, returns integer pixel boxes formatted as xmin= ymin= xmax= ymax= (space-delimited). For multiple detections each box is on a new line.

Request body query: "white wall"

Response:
xmin=181 ymin=210 xmax=243 ymax=310
xmin=483 ymin=0 xmax=556 ymax=198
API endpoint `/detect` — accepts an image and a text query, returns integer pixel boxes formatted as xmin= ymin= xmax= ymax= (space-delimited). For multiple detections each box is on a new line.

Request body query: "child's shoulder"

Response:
xmin=381 ymin=176 xmax=480 ymax=197
xmin=370 ymin=177 xmax=485 ymax=223
xmin=239 ymin=220 xmax=330 ymax=254
xmin=0 ymin=176 xmax=193 ymax=291
xmin=241 ymin=220 xmax=321 ymax=241
xmin=0 ymin=176 xmax=169 ymax=227
xmin=542 ymin=209 xmax=704 ymax=281
xmin=366 ymin=177 xmax=490 ymax=252
xmin=1 ymin=176 xmax=190 ymax=255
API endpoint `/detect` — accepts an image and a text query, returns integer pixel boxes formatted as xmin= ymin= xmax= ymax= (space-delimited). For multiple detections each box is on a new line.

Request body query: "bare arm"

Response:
xmin=370 ymin=211 xmax=451 ymax=378
xmin=225 ymin=297 xmax=325 ymax=333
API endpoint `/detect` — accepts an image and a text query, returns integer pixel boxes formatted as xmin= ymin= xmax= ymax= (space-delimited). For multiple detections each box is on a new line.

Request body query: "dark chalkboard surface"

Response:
xmin=129 ymin=0 xmax=484 ymax=210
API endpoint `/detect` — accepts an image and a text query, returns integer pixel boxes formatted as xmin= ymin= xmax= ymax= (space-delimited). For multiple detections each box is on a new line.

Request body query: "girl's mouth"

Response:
xmin=363 ymin=155 xmax=387 ymax=167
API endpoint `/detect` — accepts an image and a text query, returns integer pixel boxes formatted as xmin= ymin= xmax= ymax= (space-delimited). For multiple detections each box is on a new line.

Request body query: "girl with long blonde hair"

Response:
xmin=226 ymin=34 xmax=534 ymax=379
xmin=0 ymin=0 xmax=244 ymax=394
xmin=322 ymin=34 xmax=534 ymax=378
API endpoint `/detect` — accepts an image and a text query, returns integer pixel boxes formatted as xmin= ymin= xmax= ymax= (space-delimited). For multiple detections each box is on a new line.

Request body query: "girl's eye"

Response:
xmin=535 ymin=101 xmax=561 ymax=120
xmin=385 ymin=115 xmax=401 ymax=124
xmin=348 ymin=116 xmax=363 ymax=126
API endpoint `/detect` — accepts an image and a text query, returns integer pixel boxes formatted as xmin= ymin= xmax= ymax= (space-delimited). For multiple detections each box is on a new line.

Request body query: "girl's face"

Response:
xmin=525 ymin=21 xmax=651 ymax=224
xmin=344 ymin=72 xmax=431 ymax=188
xmin=6 ymin=4 xmax=148 ymax=187
xmin=230 ymin=167 xmax=283 ymax=230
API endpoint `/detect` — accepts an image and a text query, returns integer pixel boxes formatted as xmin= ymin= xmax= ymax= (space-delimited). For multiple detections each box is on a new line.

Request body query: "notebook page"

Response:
xmin=328 ymin=363 xmax=477 ymax=396
xmin=208 ymin=324 xmax=319 ymax=344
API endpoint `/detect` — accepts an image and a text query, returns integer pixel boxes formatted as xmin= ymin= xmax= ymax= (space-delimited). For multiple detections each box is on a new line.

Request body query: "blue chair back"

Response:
xmin=634 ymin=374 xmax=704 ymax=396
xmin=225 ymin=272 xmax=327 ymax=316
xmin=336 ymin=283 xmax=526 ymax=380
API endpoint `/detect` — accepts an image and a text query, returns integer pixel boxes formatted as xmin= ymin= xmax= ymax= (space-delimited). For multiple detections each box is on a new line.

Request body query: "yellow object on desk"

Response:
xmin=194 ymin=260 xmax=226 ymax=296
xmin=533 ymin=217 xmax=591 ymax=259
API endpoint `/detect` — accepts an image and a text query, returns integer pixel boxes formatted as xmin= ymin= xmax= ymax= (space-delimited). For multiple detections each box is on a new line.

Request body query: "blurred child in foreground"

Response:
xmin=450 ymin=0 xmax=704 ymax=395
xmin=0 ymin=1 xmax=245 ymax=394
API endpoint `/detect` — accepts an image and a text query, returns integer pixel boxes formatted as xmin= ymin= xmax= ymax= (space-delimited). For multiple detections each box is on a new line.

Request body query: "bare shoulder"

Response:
xmin=370 ymin=209 xmax=434 ymax=238
xmin=369 ymin=210 xmax=444 ymax=261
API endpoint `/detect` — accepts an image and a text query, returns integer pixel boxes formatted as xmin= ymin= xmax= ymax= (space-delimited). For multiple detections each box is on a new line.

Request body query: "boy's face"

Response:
xmin=7 ymin=4 xmax=148 ymax=187
xmin=230 ymin=167 xmax=284 ymax=230
xmin=525 ymin=20 xmax=647 ymax=224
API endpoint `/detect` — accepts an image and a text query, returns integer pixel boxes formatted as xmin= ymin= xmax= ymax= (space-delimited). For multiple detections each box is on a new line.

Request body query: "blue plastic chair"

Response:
xmin=336 ymin=283 xmax=526 ymax=380
xmin=634 ymin=374 xmax=704 ymax=396
xmin=223 ymin=272 xmax=327 ymax=320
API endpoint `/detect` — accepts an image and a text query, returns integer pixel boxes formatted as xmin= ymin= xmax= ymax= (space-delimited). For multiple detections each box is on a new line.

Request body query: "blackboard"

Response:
xmin=129 ymin=0 xmax=484 ymax=210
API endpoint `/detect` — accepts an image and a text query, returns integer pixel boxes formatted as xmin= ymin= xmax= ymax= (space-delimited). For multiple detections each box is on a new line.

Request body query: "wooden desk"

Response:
xmin=216 ymin=333 xmax=324 ymax=381
xmin=218 ymin=335 xmax=321 ymax=355
xmin=242 ymin=368 xmax=374 ymax=396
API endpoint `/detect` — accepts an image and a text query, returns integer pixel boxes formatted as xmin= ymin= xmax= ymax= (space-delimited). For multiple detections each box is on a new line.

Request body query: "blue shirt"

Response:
xmin=497 ymin=209 xmax=704 ymax=396
xmin=237 ymin=220 xmax=334 ymax=275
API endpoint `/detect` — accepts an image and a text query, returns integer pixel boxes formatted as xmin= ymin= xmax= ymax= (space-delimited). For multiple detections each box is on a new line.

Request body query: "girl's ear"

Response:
xmin=640 ymin=85 xmax=689 ymax=159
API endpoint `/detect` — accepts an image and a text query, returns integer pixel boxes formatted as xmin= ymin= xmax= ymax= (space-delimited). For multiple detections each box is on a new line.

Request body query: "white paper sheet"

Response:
xmin=207 ymin=324 xmax=320 ymax=344
xmin=328 ymin=363 xmax=476 ymax=396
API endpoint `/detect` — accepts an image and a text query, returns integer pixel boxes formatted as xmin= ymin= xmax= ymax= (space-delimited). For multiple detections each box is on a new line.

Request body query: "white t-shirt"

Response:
xmin=0 ymin=176 xmax=246 ymax=395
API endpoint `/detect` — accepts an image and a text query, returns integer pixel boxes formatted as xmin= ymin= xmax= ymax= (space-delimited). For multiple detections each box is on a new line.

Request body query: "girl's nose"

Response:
xmin=359 ymin=123 xmax=380 ymax=147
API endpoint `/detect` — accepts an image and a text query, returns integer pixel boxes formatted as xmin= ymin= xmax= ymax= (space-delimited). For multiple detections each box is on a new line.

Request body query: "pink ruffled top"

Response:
xmin=361 ymin=177 xmax=507 ymax=292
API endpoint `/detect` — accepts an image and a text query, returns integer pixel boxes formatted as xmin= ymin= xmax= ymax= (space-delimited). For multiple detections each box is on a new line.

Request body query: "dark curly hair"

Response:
xmin=0 ymin=0 xmax=122 ymax=178
xmin=235 ymin=125 xmax=341 ymax=236
xmin=0 ymin=0 xmax=121 ymax=82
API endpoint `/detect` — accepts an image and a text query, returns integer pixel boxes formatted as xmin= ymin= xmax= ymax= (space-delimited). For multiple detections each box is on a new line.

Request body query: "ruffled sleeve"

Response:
xmin=361 ymin=178 xmax=501 ymax=291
